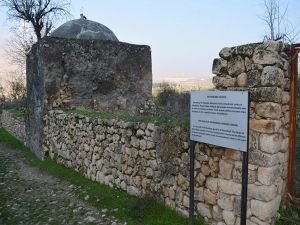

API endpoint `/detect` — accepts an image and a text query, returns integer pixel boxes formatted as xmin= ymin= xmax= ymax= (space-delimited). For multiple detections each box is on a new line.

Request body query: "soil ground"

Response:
xmin=0 ymin=144 xmax=126 ymax=225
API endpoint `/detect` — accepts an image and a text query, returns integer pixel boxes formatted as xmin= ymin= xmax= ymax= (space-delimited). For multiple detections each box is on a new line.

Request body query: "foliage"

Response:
xmin=276 ymin=204 xmax=300 ymax=225
xmin=0 ymin=0 xmax=70 ymax=40
xmin=6 ymin=73 xmax=26 ymax=101
xmin=0 ymin=128 xmax=206 ymax=225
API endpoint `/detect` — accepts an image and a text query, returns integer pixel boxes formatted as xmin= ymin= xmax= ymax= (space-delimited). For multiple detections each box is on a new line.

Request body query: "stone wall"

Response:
xmin=211 ymin=41 xmax=290 ymax=225
xmin=41 ymin=41 xmax=291 ymax=225
xmin=0 ymin=110 xmax=26 ymax=143
xmin=26 ymin=37 xmax=152 ymax=159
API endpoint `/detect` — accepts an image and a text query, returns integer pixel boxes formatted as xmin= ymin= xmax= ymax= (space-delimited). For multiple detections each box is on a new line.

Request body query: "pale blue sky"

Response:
xmin=1 ymin=0 xmax=300 ymax=81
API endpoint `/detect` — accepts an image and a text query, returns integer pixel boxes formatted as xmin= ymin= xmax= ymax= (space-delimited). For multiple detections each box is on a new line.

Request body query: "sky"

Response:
xmin=1 ymin=0 xmax=300 ymax=82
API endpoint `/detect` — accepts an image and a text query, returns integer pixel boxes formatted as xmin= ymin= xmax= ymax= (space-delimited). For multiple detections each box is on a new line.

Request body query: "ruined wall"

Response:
xmin=0 ymin=110 xmax=26 ymax=143
xmin=42 ymin=41 xmax=291 ymax=225
xmin=26 ymin=37 xmax=152 ymax=159
xmin=211 ymin=41 xmax=290 ymax=225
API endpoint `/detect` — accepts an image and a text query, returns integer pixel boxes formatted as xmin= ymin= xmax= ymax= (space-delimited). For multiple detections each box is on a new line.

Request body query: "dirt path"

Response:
xmin=0 ymin=145 xmax=126 ymax=225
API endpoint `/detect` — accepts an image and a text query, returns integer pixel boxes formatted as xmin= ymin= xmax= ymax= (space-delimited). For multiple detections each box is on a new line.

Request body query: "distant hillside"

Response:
xmin=153 ymin=76 xmax=214 ymax=92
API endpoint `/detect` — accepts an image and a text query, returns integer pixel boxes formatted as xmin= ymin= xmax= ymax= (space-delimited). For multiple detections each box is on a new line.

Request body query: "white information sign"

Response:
xmin=190 ymin=91 xmax=248 ymax=152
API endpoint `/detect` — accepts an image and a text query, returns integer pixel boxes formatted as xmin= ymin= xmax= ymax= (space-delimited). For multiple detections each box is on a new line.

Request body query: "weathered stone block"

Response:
xmin=235 ymin=44 xmax=254 ymax=57
xmin=257 ymin=166 xmax=281 ymax=185
xmin=218 ymin=193 xmax=233 ymax=211
xmin=250 ymin=196 xmax=281 ymax=221
xmin=261 ymin=66 xmax=284 ymax=87
xmin=228 ymin=55 xmax=245 ymax=76
xmin=205 ymin=177 xmax=219 ymax=193
xmin=259 ymin=134 xmax=281 ymax=154
xmin=204 ymin=189 xmax=217 ymax=205
xmin=223 ymin=210 xmax=236 ymax=225
xmin=197 ymin=203 xmax=212 ymax=218
xmin=219 ymin=179 xmax=241 ymax=195
xmin=255 ymin=102 xmax=281 ymax=119
xmin=247 ymin=70 xmax=260 ymax=87
xmin=248 ymin=183 xmax=277 ymax=201
xmin=212 ymin=58 xmax=228 ymax=75
xmin=237 ymin=72 xmax=247 ymax=87
xmin=249 ymin=150 xmax=279 ymax=167
xmin=219 ymin=159 xmax=233 ymax=179
xmin=253 ymin=41 xmax=283 ymax=66
xmin=250 ymin=119 xmax=281 ymax=134
xmin=249 ymin=87 xmax=282 ymax=103
xmin=219 ymin=47 xmax=233 ymax=59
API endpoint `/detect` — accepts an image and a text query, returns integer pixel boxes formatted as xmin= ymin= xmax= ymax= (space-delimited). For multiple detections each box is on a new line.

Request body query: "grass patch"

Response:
xmin=276 ymin=205 xmax=300 ymax=225
xmin=0 ymin=128 xmax=205 ymax=225
xmin=64 ymin=108 xmax=190 ymax=130
xmin=7 ymin=108 xmax=26 ymax=118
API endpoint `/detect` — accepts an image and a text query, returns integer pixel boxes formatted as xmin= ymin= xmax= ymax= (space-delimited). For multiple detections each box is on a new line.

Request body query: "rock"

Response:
xmin=195 ymin=187 xmax=204 ymax=201
xmin=282 ymin=92 xmax=290 ymax=105
xmin=84 ymin=216 xmax=96 ymax=223
xmin=206 ymin=177 xmax=219 ymax=193
xmin=219 ymin=179 xmax=241 ymax=195
xmin=219 ymin=160 xmax=233 ymax=179
xmin=223 ymin=210 xmax=236 ymax=225
xmin=212 ymin=76 xmax=226 ymax=88
xmin=235 ymin=44 xmax=254 ymax=57
xmin=228 ymin=55 xmax=245 ymax=76
xmin=212 ymin=205 xmax=223 ymax=220
xmin=224 ymin=149 xmax=241 ymax=161
xmin=177 ymin=173 xmax=189 ymax=190
xmin=212 ymin=58 xmax=228 ymax=75
xmin=253 ymin=42 xmax=283 ymax=66
xmin=204 ymin=188 xmax=217 ymax=205
xmin=248 ymin=184 xmax=277 ymax=201
xmin=201 ymin=165 xmax=211 ymax=176
xmin=250 ymin=196 xmax=281 ymax=221
xmin=218 ymin=193 xmax=233 ymax=211
xmin=255 ymin=102 xmax=281 ymax=119
xmin=136 ymin=129 xmax=144 ymax=137
xmin=257 ymin=166 xmax=280 ymax=185
xmin=197 ymin=203 xmax=212 ymax=218
xmin=259 ymin=134 xmax=281 ymax=154
xmin=249 ymin=150 xmax=279 ymax=166
xmin=219 ymin=47 xmax=233 ymax=59
xmin=250 ymin=119 xmax=281 ymax=134
xmin=249 ymin=87 xmax=282 ymax=103
xmin=245 ymin=57 xmax=253 ymax=71
xmin=223 ymin=77 xmax=237 ymax=87
xmin=261 ymin=66 xmax=284 ymax=87
xmin=237 ymin=73 xmax=247 ymax=87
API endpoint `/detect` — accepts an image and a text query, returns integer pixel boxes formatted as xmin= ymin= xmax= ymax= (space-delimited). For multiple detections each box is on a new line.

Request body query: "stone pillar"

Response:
xmin=211 ymin=41 xmax=290 ymax=225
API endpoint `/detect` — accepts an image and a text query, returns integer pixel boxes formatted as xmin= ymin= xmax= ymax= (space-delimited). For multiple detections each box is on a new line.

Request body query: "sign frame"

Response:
xmin=189 ymin=90 xmax=249 ymax=225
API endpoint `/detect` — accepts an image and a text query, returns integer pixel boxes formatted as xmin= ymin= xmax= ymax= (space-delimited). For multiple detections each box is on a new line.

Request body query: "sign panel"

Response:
xmin=190 ymin=91 xmax=248 ymax=152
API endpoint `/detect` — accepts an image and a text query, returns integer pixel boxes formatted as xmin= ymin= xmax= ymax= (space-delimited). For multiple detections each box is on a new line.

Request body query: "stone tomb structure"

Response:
xmin=26 ymin=17 xmax=152 ymax=158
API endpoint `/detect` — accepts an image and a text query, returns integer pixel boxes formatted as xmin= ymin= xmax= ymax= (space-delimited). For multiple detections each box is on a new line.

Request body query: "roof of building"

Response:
xmin=49 ymin=14 xmax=119 ymax=41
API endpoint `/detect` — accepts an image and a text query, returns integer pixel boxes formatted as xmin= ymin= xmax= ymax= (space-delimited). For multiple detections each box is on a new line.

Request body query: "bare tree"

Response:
xmin=260 ymin=0 xmax=299 ymax=42
xmin=6 ymin=72 xmax=26 ymax=101
xmin=5 ymin=24 xmax=35 ymax=73
xmin=0 ymin=0 xmax=70 ymax=40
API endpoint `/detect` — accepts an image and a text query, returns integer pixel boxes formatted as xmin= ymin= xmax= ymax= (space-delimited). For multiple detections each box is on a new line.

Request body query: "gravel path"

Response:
xmin=0 ymin=145 xmax=125 ymax=225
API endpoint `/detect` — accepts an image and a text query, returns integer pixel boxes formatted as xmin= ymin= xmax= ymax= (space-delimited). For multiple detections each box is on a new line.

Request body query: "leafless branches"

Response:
xmin=259 ymin=0 xmax=299 ymax=43
xmin=0 ymin=0 xmax=70 ymax=40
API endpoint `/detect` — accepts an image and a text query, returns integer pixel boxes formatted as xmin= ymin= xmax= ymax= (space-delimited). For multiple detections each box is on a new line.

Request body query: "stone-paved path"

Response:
xmin=0 ymin=145 xmax=125 ymax=225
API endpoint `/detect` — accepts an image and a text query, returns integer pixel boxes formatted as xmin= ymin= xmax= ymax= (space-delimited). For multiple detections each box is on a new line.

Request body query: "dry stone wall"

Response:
xmin=211 ymin=41 xmax=290 ymax=225
xmin=42 ymin=41 xmax=291 ymax=225
xmin=0 ymin=110 xmax=26 ymax=143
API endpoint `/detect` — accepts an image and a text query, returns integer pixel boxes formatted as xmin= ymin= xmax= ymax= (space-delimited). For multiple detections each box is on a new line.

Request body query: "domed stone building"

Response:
xmin=26 ymin=16 xmax=152 ymax=158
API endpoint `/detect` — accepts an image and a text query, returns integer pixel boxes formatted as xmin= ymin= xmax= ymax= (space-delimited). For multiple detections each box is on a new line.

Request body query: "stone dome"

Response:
xmin=50 ymin=15 xmax=119 ymax=41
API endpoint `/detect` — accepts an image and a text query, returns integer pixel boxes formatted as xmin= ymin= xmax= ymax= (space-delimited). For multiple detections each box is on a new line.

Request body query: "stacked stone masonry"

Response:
xmin=42 ymin=41 xmax=290 ymax=225
xmin=1 ymin=40 xmax=290 ymax=225
xmin=0 ymin=110 xmax=26 ymax=143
